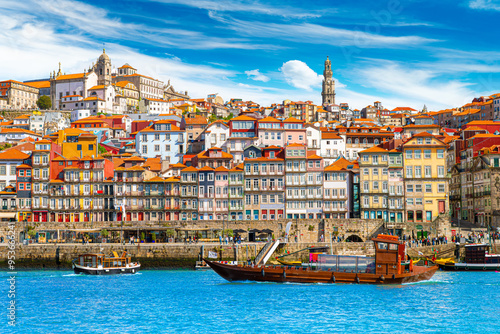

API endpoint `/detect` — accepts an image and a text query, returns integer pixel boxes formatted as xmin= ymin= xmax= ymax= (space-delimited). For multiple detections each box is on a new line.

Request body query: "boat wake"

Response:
xmin=402 ymin=279 xmax=448 ymax=286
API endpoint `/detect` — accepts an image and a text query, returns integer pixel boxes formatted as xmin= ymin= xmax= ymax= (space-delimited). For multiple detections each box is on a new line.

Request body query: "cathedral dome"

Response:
xmin=98 ymin=49 xmax=110 ymax=62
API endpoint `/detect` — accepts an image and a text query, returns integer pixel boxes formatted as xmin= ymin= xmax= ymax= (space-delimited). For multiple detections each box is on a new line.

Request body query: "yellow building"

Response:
xmin=359 ymin=146 xmax=390 ymax=221
xmin=46 ymin=128 xmax=98 ymax=158
xmin=402 ymin=132 xmax=448 ymax=223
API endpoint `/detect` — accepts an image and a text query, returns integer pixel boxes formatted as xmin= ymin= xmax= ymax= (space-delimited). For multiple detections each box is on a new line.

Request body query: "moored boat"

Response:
xmin=72 ymin=251 xmax=141 ymax=275
xmin=205 ymin=234 xmax=439 ymax=284
xmin=439 ymin=244 xmax=500 ymax=271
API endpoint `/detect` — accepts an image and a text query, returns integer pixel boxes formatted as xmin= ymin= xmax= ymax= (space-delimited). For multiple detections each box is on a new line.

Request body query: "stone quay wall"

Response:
xmin=0 ymin=241 xmax=377 ymax=269
xmin=1 ymin=218 xmax=387 ymax=245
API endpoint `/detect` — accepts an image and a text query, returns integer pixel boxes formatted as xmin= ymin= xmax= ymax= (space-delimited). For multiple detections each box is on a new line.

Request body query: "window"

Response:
xmin=199 ymin=174 xmax=204 ymax=181
xmin=10 ymin=166 xmax=16 ymax=175
xmin=415 ymin=184 xmax=422 ymax=192
xmin=77 ymin=144 xmax=82 ymax=151
xmin=154 ymin=145 xmax=160 ymax=152
xmin=414 ymin=150 xmax=421 ymax=159
xmin=142 ymin=145 xmax=147 ymax=154
xmin=415 ymin=166 xmax=421 ymax=178
xmin=425 ymin=184 xmax=432 ymax=193
xmin=437 ymin=149 xmax=444 ymax=159
xmin=406 ymin=184 xmax=413 ymax=192
xmin=406 ymin=150 xmax=412 ymax=159
xmin=424 ymin=150 xmax=431 ymax=159
xmin=425 ymin=166 xmax=432 ymax=178
xmin=438 ymin=184 xmax=445 ymax=192
xmin=89 ymin=144 xmax=94 ymax=151
xmin=437 ymin=166 xmax=444 ymax=178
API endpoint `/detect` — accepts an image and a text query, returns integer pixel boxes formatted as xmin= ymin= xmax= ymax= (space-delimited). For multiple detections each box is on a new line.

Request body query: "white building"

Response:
xmin=70 ymin=109 xmax=91 ymax=122
xmin=29 ymin=114 xmax=45 ymax=134
xmin=0 ymin=128 xmax=42 ymax=143
xmin=323 ymin=157 xmax=353 ymax=219
xmin=305 ymin=124 xmax=321 ymax=152
xmin=0 ymin=148 xmax=31 ymax=190
xmin=203 ymin=120 xmax=229 ymax=151
xmin=136 ymin=120 xmax=186 ymax=164
xmin=320 ymin=133 xmax=346 ymax=166
xmin=141 ymin=98 xmax=170 ymax=115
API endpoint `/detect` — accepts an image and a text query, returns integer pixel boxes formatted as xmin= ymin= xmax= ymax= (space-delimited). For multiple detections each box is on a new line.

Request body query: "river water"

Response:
xmin=1 ymin=269 xmax=500 ymax=333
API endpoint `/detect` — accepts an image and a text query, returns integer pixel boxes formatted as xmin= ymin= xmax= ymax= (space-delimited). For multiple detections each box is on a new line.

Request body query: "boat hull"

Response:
xmin=72 ymin=262 xmax=141 ymax=275
xmin=204 ymin=259 xmax=438 ymax=284
xmin=439 ymin=263 xmax=500 ymax=271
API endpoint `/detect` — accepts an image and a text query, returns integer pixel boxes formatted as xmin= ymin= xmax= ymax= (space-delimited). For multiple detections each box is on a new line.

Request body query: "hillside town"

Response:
xmin=0 ymin=50 xmax=499 ymax=239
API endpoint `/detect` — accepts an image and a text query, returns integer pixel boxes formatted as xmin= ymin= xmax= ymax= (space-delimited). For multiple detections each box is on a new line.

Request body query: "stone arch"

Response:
xmin=345 ymin=234 xmax=363 ymax=242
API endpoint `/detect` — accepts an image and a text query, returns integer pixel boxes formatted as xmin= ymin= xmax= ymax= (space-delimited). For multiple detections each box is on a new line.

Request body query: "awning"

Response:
xmin=0 ymin=212 xmax=16 ymax=218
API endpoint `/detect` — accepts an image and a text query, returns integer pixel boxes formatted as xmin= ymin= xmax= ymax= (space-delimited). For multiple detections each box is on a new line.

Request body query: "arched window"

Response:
xmin=347 ymin=138 xmax=352 ymax=144
xmin=355 ymin=138 xmax=359 ymax=144
xmin=363 ymin=138 xmax=368 ymax=144
xmin=374 ymin=139 xmax=379 ymax=144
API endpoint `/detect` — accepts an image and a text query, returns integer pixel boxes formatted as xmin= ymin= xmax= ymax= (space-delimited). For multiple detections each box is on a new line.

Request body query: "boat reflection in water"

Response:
xmin=205 ymin=234 xmax=438 ymax=284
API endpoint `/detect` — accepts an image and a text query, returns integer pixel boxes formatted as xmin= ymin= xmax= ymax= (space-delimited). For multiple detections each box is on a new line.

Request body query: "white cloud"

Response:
xmin=469 ymin=0 xmax=500 ymax=11
xmin=151 ymin=0 xmax=326 ymax=18
xmin=244 ymin=69 xmax=270 ymax=82
xmin=208 ymin=13 xmax=439 ymax=49
xmin=279 ymin=60 xmax=322 ymax=91
xmin=349 ymin=60 xmax=475 ymax=110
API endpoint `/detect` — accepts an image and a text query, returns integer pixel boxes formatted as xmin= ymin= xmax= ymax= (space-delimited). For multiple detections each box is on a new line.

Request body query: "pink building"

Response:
xmin=283 ymin=117 xmax=307 ymax=146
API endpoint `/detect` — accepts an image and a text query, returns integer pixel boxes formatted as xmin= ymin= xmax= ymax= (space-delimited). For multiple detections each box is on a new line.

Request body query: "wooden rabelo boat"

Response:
xmin=72 ymin=251 xmax=141 ymax=275
xmin=439 ymin=244 xmax=500 ymax=271
xmin=205 ymin=235 xmax=438 ymax=284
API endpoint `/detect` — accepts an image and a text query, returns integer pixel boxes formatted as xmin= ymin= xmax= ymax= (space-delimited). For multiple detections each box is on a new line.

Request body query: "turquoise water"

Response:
xmin=2 ymin=269 xmax=500 ymax=333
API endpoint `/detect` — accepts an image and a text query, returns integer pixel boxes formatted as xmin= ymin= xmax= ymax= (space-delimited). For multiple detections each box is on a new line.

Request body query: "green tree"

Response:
xmin=36 ymin=95 xmax=52 ymax=110
xmin=98 ymin=144 xmax=107 ymax=155
xmin=224 ymin=113 xmax=234 ymax=121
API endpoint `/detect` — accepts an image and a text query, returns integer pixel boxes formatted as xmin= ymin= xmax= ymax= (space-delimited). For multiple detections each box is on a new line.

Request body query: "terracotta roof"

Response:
xmin=118 ymin=64 xmax=136 ymax=70
xmin=145 ymin=176 xmax=165 ymax=182
xmin=165 ymin=176 xmax=180 ymax=182
xmin=306 ymin=154 xmax=323 ymax=160
xmin=198 ymin=166 xmax=214 ymax=171
xmin=258 ymin=116 xmax=281 ymax=123
xmin=283 ymin=117 xmax=304 ymax=123
xmin=25 ymin=80 xmax=50 ymax=89
xmin=185 ymin=116 xmax=208 ymax=125
xmin=392 ymin=107 xmax=417 ymax=112
xmin=181 ymin=166 xmax=198 ymax=172
xmin=55 ymin=73 xmax=85 ymax=80
xmin=124 ymin=156 xmax=146 ymax=162
xmin=0 ymin=148 xmax=30 ymax=160
xmin=286 ymin=143 xmax=306 ymax=147
xmin=215 ymin=166 xmax=229 ymax=172
xmin=231 ymin=115 xmax=256 ymax=121
xmin=170 ymin=163 xmax=187 ymax=168
xmin=83 ymin=96 xmax=105 ymax=102
xmin=322 ymin=132 xmax=342 ymax=140
xmin=359 ymin=146 xmax=388 ymax=154
xmin=16 ymin=164 xmax=32 ymax=169
xmin=324 ymin=157 xmax=354 ymax=171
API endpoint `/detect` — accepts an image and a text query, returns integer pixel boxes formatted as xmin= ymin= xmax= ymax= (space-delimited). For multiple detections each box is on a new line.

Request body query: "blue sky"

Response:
xmin=2 ymin=0 xmax=500 ymax=110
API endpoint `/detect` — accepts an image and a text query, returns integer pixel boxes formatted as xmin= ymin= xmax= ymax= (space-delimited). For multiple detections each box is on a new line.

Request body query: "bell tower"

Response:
xmin=96 ymin=49 xmax=112 ymax=86
xmin=322 ymin=56 xmax=335 ymax=105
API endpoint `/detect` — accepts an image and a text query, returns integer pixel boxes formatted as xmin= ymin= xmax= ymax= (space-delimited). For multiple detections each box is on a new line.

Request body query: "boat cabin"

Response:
xmin=373 ymin=234 xmax=406 ymax=275
xmin=465 ymin=244 xmax=500 ymax=264
xmin=76 ymin=251 xmax=133 ymax=269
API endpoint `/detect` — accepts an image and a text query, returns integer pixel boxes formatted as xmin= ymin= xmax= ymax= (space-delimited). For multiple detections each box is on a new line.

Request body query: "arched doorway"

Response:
xmin=345 ymin=234 xmax=363 ymax=242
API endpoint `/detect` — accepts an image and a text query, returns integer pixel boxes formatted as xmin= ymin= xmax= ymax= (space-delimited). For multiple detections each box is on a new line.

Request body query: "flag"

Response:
xmin=208 ymin=251 xmax=218 ymax=259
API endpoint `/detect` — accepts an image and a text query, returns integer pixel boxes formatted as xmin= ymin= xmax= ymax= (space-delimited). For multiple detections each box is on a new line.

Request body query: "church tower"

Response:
xmin=322 ymin=56 xmax=335 ymax=105
xmin=96 ymin=49 xmax=112 ymax=86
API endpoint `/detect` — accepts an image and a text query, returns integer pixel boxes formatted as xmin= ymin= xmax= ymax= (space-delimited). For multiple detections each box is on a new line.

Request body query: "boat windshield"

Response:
xmin=317 ymin=255 xmax=375 ymax=274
